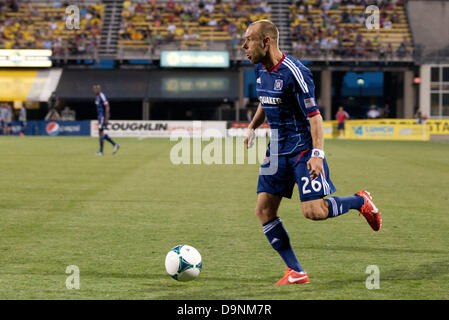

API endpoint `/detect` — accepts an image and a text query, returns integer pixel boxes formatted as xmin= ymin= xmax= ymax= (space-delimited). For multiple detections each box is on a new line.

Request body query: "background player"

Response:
xmin=19 ymin=105 xmax=27 ymax=136
xmin=0 ymin=103 xmax=5 ymax=135
xmin=336 ymin=106 xmax=350 ymax=138
xmin=242 ymin=20 xmax=382 ymax=285
xmin=93 ymin=84 xmax=119 ymax=155
xmin=3 ymin=104 xmax=13 ymax=136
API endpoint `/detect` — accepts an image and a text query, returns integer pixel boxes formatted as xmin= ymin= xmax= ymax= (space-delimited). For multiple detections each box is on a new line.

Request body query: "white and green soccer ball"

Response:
xmin=165 ymin=245 xmax=202 ymax=281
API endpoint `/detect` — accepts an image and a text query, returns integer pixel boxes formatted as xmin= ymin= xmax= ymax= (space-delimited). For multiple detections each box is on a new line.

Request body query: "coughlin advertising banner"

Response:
xmin=90 ymin=120 xmax=227 ymax=138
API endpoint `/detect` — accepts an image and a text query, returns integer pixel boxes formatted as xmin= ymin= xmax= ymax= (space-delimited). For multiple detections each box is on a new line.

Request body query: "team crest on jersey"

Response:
xmin=274 ymin=79 xmax=283 ymax=91
xmin=304 ymin=97 xmax=316 ymax=109
xmin=256 ymin=77 xmax=261 ymax=84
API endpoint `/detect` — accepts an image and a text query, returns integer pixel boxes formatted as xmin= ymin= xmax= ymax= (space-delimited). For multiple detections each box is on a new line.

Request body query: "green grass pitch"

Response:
xmin=0 ymin=136 xmax=448 ymax=299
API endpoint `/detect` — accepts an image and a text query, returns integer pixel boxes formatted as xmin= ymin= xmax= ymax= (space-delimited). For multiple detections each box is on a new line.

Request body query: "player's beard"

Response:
xmin=250 ymin=44 xmax=269 ymax=64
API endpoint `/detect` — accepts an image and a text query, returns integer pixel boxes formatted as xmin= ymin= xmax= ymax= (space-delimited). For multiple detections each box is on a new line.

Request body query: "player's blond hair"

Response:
xmin=250 ymin=20 xmax=279 ymax=47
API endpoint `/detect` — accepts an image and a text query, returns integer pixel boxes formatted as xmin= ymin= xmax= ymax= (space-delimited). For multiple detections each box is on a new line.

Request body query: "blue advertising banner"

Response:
xmin=5 ymin=121 xmax=91 ymax=136
xmin=160 ymin=51 xmax=230 ymax=68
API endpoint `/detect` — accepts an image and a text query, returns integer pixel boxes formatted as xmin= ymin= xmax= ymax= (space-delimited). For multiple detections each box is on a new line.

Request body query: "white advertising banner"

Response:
xmin=0 ymin=49 xmax=52 ymax=67
xmin=90 ymin=120 xmax=227 ymax=138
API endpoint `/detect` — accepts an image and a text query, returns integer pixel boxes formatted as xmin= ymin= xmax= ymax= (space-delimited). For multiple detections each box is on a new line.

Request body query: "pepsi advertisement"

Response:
xmin=8 ymin=121 xmax=91 ymax=136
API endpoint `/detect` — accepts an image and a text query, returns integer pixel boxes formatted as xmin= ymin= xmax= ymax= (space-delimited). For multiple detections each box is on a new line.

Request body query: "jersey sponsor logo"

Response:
xmin=258 ymin=96 xmax=283 ymax=105
xmin=304 ymin=97 xmax=316 ymax=109
xmin=274 ymin=79 xmax=283 ymax=90
xmin=46 ymin=122 xmax=60 ymax=136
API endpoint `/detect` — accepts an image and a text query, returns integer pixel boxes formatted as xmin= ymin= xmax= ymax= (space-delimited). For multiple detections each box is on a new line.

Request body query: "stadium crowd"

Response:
xmin=0 ymin=0 xmax=103 ymax=56
xmin=0 ymin=0 xmax=414 ymax=60
xmin=119 ymin=0 xmax=272 ymax=53
xmin=289 ymin=0 xmax=413 ymax=59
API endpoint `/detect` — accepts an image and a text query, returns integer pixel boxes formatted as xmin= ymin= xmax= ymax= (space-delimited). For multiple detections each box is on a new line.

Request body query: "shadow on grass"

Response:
xmin=322 ymin=259 xmax=449 ymax=293
xmin=305 ymin=244 xmax=447 ymax=255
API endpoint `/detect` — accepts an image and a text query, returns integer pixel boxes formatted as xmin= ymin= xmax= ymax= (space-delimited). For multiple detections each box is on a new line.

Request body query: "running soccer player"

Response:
xmin=242 ymin=20 xmax=382 ymax=285
xmin=93 ymin=84 xmax=119 ymax=155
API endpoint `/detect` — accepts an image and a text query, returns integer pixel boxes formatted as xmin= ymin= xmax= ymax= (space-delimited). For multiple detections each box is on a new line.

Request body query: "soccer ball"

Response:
xmin=165 ymin=245 xmax=202 ymax=281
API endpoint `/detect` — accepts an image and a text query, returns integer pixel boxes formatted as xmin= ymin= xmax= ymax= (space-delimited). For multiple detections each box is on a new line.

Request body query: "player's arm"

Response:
xmin=244 ymin=103 xmax=265 ymax=148
xmin=307 ymin=113 xmax=326 ymax=180
xmin=104 ymin=102 xmax=110 ymax=124
xmin=100 ymin=93 xmax=110 ymax=124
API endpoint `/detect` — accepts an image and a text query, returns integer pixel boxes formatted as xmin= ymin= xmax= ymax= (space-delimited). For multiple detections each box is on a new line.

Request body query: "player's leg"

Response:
xmin=103 ymin=134 xmax=119 ymax=155
xmin=301 ymin=192 xmax=382 ymax=231
xmin=301 ymin=195 xmax=364 ymax=220
xmin=103 ymin=133 xmax=116 ymax=146
xmin=257 ymin=154 xmax=309 ymax=284
xmin=97 ymin=129 xmax=105 ymax=155
xmin=295 ymin=150 xmax=382 ymax=230
xmin=256 ymin=192 xmax=308 ymax=284
xmin=96 ymin=116 xmax=105 ymax=155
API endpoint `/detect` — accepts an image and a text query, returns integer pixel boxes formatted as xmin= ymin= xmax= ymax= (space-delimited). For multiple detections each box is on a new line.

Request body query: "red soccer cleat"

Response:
xmin=356 ymin=191 xmax=382 ymax=231
xmin=274 ymin=267 xmax=310 ymax=285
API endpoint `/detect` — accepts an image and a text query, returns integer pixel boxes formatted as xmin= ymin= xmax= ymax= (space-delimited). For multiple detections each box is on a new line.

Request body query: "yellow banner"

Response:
xmin=324 ymin=119 xmax=429 ymax=141
xmin=426 ymin=120 xmax=449 ymax=135
xmin=0 ymin=70 xmax=37 ymax=101
xmin=340 ymin=118 xmax=449 ymax=135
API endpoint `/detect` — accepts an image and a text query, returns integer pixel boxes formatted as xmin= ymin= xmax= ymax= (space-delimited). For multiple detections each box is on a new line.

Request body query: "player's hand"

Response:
xmin=307 ymin=157 xmax=325 ymax=180
xmin=244 ymin=128 xmax=255 ymax=149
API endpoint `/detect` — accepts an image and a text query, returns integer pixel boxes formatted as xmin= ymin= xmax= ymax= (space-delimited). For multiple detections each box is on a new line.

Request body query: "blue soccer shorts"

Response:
xmin=257 ymin=148 xmax=336 ymax=202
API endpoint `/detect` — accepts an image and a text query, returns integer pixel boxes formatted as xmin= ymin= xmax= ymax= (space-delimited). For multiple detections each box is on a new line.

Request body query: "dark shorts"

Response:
xmin=338 ymin=122 xmax=345 ymax=130
xmin=257 ymin=148 xmax=336 ymax=202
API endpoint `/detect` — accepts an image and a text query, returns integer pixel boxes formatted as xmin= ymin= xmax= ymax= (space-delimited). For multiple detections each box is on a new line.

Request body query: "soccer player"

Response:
xmin=4 ymin=104 xmax=12 ymax=136
xmin=242 ymin=20 xmax=382 ymax=285
xmin=0 ymin=103 xmax=5 ymax=135
xmin=93 ymin=84 xmax=119 ymax=155
xmin=336 ymin=106 xmax=349 ymax=138
xmin=19 ymin=105 xmax=27 ymax=136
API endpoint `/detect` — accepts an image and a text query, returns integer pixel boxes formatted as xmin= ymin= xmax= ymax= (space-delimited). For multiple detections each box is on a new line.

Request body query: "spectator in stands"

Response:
xmin=45 ymin=108 xmax=61 ymax=121
xmin=367 ymin=105 xmax=380 ymax=119
xmin=247 ymin=109 xmax=253 ymax=122
xmin=386 ymin=43 xmax=394 ymax=59
xmin=415 ymin=109 xmax=427 ymax=124
xmin=377 ymin=43 xmax=386 ymax=59
xmin=383 ymin=103 xmax=391 ymax=118
xmin=396 ymin=42 xmax=407 ymax=57
xmin=61 ymin=106 xmax=76 ymax=121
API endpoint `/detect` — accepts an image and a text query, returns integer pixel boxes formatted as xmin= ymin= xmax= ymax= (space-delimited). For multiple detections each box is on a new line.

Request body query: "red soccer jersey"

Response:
xmin=336 ymin=111 xmax=349 ymax=123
